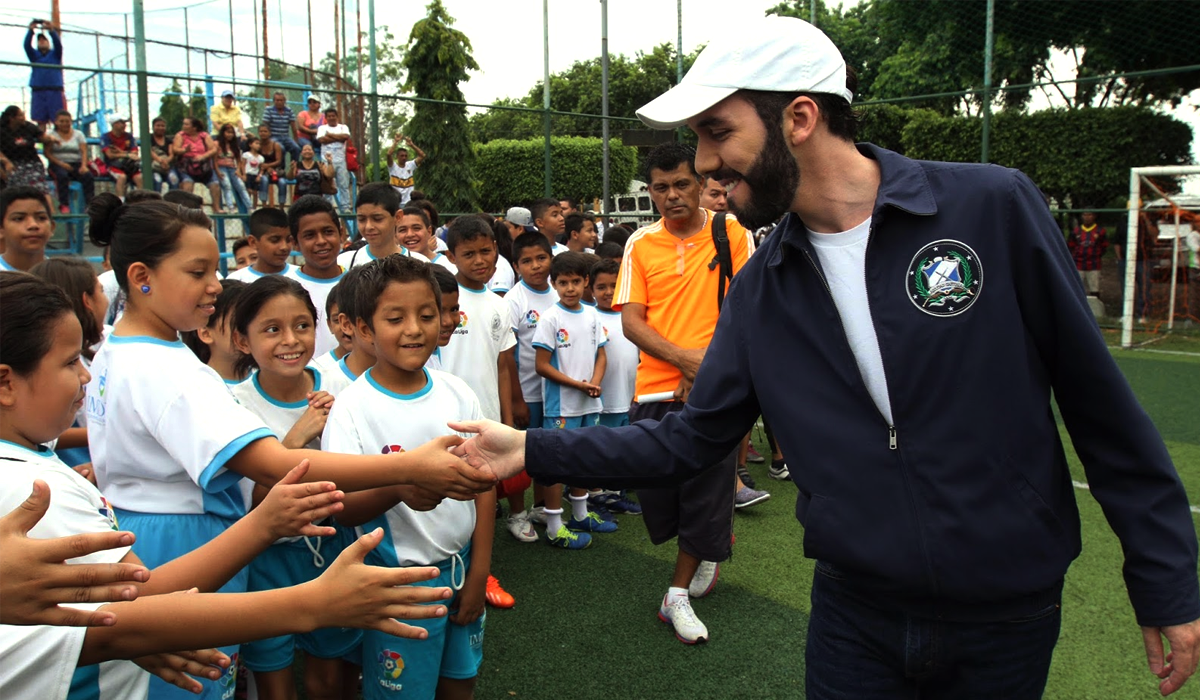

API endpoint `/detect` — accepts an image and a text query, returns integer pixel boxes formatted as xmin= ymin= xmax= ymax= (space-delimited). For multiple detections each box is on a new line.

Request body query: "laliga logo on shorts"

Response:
xmin=219 ymin=652 xmax=239 ymax=693
xmin=524 ymin=309 xmax=540 ymax=326
xmin=556 ymin=329 xmax=570 ymax=344
xmin=378 ymin=649 xmax=405 ymax=679
xmin=381 ymin=444 xmax=405 ymax=454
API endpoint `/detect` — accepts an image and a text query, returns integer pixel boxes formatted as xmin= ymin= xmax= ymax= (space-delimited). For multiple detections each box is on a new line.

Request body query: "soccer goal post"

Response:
xmin=1121 ymin=165 xmax=1200 ymax=348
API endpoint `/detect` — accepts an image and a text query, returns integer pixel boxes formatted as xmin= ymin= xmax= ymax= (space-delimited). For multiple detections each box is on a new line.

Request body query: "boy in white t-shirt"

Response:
xmin=319 ymin=264 xmax=378 ymax=397
xmin=286 ymin=195 xmax=346 ymax=356
xmin=228 ymin=207 xmax=297 ymax=282
xmin=339 ymin=184 xmax=429 ymax=270
xmin=385 ymin=135 xmax=425 ymax=206
xmin=532 ymin=252 xmax=613 ymax=549
xmin=427 ymin=266 xmax=461 ymax=374
xmin=398 ymin=205 xmax=455 ymax=272
xmin=324 ymin=254 xmax=492 ymax=700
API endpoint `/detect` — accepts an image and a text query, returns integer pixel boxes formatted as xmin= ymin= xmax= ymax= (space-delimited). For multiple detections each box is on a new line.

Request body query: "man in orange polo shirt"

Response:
xmin=614 ymin=142 xmax=757 ymax=644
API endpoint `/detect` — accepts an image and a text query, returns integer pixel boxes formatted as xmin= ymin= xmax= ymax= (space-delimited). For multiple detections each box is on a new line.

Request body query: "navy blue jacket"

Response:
xmin=25 ymin=29 xmax=63 ymax=90
xmin=525 ymin=144 xmax=1198 ymax=626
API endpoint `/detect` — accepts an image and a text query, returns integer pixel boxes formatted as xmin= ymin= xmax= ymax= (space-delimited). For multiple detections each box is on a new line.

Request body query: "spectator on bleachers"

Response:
xmin=148 ymin=116 xmax=178 ymax=192
xmin=256 ymin=123 xmax=285 ymax=207
xmin=172 ymin=115 xmax=222 ymax=213
xmin=23 ymin=19 xmax=63 ymax=128
xmin=215 ymin=123 xmax=252 ymax=213
xmin=288 ymin=142 xmax=331 ymax=203
xmin=296 ymin=95 xmax=325 ymax=156
xmin=316 ymin=107 xmax=351 ymax=211
xmin=99 ymin=113 xmax=142 ymax=198
xmin=263 ymin=91 xmax=301 ymax=167
xmin=0 ymin=106 xmax=53 ymax=203
xmin=45 ymin=109 xmax=93 ymax=212
xmin=209 ymin=89 xmax=243 ymax=136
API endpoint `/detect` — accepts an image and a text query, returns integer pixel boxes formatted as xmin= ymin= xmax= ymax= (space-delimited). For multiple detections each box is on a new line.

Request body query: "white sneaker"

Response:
xmin=688 ymin=561 xmax=719 ymax=598
xmin=528 ymin=505 xmax=547 ymax=525
xmin=507 ymin=510 xmax=538 ymax=543
xmin=658 ymin=595 xmax=709 ymax=644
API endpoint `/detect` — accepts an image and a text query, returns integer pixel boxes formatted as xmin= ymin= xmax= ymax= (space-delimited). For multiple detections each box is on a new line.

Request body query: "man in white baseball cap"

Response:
xmin=451 ymin=15 xmax=1200 ymax=698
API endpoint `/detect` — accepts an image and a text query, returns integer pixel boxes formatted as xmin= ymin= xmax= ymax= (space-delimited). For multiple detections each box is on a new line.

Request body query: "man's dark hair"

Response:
xmin=644 ymin=142 xmax=699 ymax=182
xmin=287 ymin=194 xmax=340 ymax=238
xmin=1 ymin=185 xmax=52 ymax=219
xmin=248 ymin=206 xmax=289 ymax=239
xmin=356 ymin=182 xmax=402 ymax=215
xmin=595 ymin=241 xmax=624 ymax=261
xmin=549 ymin=251 xmax=591 ymax=281
xmin=355 ymin=255 xmax=442 ymax=330
xmin=530 ymin=197 xmax=560 ymax=224
xmin=559 ymin=197 xmax=577 ymax=210
xmin=445 ymin=215 xmax=495 ymax=254
xmin=602 ymin=224 xmax=633 ymax=250
xmin=737 ymin=67 xmax=859 ymax=143
xmin=564 ymin=213 xmax=585 ymax=238
xmin=512 ymin=231 xmax=552 ymax=261
xmin=589 ymin=257 xmax=620 ymax=287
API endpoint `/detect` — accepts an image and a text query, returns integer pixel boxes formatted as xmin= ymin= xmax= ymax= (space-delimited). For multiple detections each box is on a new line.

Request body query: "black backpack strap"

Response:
xmin=708 ymin=212 xmax=733 ymax=311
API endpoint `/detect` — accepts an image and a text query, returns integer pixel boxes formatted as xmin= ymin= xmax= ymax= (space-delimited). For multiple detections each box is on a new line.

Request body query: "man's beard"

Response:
xmin=726 ymin=125 xmax=800 ymax=230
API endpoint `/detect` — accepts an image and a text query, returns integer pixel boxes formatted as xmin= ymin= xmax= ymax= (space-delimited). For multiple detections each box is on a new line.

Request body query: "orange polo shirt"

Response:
xmin=613 ymin=209 xmax=754 ymax=399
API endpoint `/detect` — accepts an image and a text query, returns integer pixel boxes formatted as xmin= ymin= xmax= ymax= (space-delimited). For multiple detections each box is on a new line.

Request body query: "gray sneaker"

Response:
xmin=734 ymin=486 xmax=770 ymax=509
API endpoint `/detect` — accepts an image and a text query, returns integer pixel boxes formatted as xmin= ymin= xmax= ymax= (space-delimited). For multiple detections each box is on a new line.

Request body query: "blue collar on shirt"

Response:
xmin=0 ymin=438 xmax=52 ymax=458
xmin=365 ymin=367 xmax=432 ymax=400
xmin=252 ymin=368 xmax=320 ymax=408
xmin=556 ymin=302 xmax=584 ymax=314
xmin=293 ymin=267 xmax=343 ymax=283
xmin=519 ymin=280 xmax=552 ymax=295
xmin=107 ymin=334 xmax=185 ymax=348
xmin=766 ymin=144 xmax=939 ymax=269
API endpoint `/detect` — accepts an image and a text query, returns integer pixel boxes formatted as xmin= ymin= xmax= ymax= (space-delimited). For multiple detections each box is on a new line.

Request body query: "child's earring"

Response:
xmin=140 ymin=285 xmax=151 ymax=294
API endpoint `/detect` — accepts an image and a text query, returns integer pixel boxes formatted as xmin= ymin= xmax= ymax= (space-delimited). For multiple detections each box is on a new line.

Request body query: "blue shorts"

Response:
xmin=543 ymin=414 xmax=600 ymax=430
xmin=361 ymin=547 xmax=485 ymax=699
xmin=597 ymin=412 xmax=630 ymax=428
xmin=114 ymin=509 xmax=247 ymax=700
xmin=242 ymin=526 xmax=362 ymax=672
xmin=526 ymin=401 xmax=544 ymax=430
xmin=31 ymin=88 xmax=65 ymax=123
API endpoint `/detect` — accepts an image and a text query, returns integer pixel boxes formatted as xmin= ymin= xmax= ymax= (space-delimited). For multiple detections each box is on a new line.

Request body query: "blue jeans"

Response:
xmin=152 ymin=168 xmax=180 ymax=192
xmin=326 ymin=160 xmax=351 ymax=212
xmin=216 ymin=165 xmax=252 ymax=213
xmin=275 ymin=136 xmax=301 ymax=165
xmin=805 ymin=564 xmax=1062 ymax=700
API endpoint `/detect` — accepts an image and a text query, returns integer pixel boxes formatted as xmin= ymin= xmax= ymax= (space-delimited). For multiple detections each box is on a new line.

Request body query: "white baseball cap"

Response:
xmin=636 ymin=16 xmax=851 ymax=130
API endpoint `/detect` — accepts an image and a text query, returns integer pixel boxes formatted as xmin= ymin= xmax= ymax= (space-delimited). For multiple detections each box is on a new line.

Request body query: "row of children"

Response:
xmin=0 ymin=177 xmax=641 ymax=700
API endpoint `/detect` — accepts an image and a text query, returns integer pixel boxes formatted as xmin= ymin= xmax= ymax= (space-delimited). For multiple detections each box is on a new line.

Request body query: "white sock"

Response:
xmin=545 ymin=508 xmax=564 ymax=535
xmin=568 ymin=494 xmax=589 ymax=521
xmin=666 ymin=587 xmax=689 ymax=605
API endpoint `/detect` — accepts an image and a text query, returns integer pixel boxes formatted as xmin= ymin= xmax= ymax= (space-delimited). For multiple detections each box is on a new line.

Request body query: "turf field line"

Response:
xmin=1133 ymin=349 xmax=1200 ymax=358
xmin=1073 ymin=480 xmax=1200 ymax=515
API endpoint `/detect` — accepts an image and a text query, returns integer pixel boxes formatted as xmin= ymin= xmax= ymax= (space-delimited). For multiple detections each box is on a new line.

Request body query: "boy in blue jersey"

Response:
xmin=532 ymin=252 xmax=614 ymax=548
xmin=324 ymin=254 xmax=493 ymax=700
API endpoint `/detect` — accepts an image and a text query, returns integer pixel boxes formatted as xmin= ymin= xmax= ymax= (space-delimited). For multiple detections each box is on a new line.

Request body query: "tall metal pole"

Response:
xmin=676 ymin=0 xmax=683 ymax=83
xmin=542 ymin=0 xmax=551 ymax=197
xmin=981 ymin=0 xmax=994 ymax=163
xmin=369 ymin=0 xmax=379 ymax=181
xmin=601 ymin=0 xmax=610 ymax=225
xmin=123 ymin=16 xmax=133 ymax=122
xmin=133 ymin=0 xmax=153 ymax=186
xmin=333 ymin=0 xmax=342 ymax=114
xmin=307 ymin=0 xmax=314 ymax=72
xmin=184 ymin=8 xmax=192 ymax=98
xmin=229 ymin=0 xmax=236 ymax=86
xmin=811 ymin=0 xmax=816 ymax=26
xmin=262 ymin=0 xmax=270 ymax=96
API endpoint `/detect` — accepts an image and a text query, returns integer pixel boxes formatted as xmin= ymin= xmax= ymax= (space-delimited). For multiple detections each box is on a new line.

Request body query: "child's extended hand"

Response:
xmin=307 ymin=390 xmax=334 ymax=410
xmin=402 ymin=435 xmax=497 ymax=501
xmin=579 ymin=381 xmax=602 ymax=398
xmin=310 ymin=528 xmax=451 ymax=638
xmin=253 ymin=460 xmax=343 ymax=541
xmin=449 ymin=574 xmax=486 ymax=627
xmin=133 ymin=647 xmax=230 ymax=694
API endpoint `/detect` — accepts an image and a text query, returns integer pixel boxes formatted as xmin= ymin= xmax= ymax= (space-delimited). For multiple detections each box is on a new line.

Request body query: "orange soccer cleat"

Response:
xmin=485 ymin=574 xmax=515 ymax=609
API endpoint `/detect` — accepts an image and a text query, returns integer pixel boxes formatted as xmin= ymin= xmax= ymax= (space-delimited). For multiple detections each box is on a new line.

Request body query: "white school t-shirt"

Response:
xmin=337 ymin=246 xmax=430 ymax=270
xmin=429 ymin=252 xmax=458 ymax=274
xmin=388 ymin=161 xmax=417 ymax=205
xmin=440 ymin=284 xmax=516 ymax=422
xmin=320 ymin=354 xmax=359 ymax=397
xmin=321 ymin=368 xmax=478 ymax=566
xmin=87 ymin=335 xmax=274 ymax=520
xmin=505 ymin=280 xmax=559 ymax=403
xmin=0 ymin=440 xmax=149 ymax=700
xmin=532 ymin=302 xmax=606 ymax=418
xmin=596 ymin=308 xmax=637 ymax=414
xmin=488 ymin=256 xmax=515 ymax=294
xmin=226 ymin=263 xmax=297 ymax=283
xmin=551 ymin=242 xmax=569 ymax=257
xmin=311 ymin=348 xmax=342 ymax=378
xmin=424 ymin=346 xmax=444 ymax=372
xmin=285 ymin=266 xmax=344 ymax=357
xmin=807 ymin=218 xmax=894 ymax=425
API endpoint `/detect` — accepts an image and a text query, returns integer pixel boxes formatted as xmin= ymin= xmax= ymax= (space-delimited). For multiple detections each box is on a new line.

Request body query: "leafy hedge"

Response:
xmin=871 ymin=105 xmax=1192 ymax=207
xmin=474 ymin=137 xmax=638 ymax=213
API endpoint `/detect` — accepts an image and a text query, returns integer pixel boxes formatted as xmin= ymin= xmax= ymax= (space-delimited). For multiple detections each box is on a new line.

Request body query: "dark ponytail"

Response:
xmin=0 ymin=272 xmax=75 ymax=376
xmin=87 ymin=192 xmax=212 ymax=292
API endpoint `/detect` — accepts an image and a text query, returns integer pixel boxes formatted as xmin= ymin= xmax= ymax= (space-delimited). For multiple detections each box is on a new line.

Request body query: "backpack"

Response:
xmin=708 ymin=212 xmax=733 ymax=311
xmin=345 ymin=142 xmax=359 ymax=172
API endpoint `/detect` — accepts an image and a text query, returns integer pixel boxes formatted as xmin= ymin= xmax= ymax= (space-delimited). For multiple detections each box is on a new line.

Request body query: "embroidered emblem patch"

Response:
xmin=906 ymin=240 xmax=983 ymax=317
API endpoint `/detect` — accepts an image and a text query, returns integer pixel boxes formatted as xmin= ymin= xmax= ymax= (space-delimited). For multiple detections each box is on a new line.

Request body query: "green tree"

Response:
xmin=158 ymin=80 xmax=187 ymax=134
xmin=475 ymin=137 xmax=638 ymax=213
xmin=189 ymin=87 xmax=209 ymax=126
xmin=402 ymin=0 xmax=480 ymax=212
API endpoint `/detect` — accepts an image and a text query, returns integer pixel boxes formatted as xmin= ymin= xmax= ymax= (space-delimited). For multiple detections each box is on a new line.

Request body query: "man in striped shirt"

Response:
xmin=263 ymin=91 xmax=301 ymax=167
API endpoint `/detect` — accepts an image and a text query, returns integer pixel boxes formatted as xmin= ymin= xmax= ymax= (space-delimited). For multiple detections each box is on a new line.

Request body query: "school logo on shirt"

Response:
xmin=378 ymin=649 xmax=405 ymax=691
xmin=454 ymin=310 xmax=469 ymax=336
xmin=524 ymin=309 xmax=541 ymax=326
xmin=98 ymin=496 xmax=119 ymax=531
xmin=380 ymin=444 xmax=405 ymax=454
xmin=556 ymin=329 xmax=570 ymax=345
xmin=906 ymin=239 xmax=984 ymax=317
xmin=602 ymin=326 xmax=610 ymax=341
xmin=86 ymin=370 xmax=108 ymax=422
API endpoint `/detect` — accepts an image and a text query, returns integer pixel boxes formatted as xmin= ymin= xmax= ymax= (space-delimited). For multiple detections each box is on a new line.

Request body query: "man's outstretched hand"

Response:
xmin=1143 ymin=619 xmax=1200 ymax=696
xmin=448 ymin=420 xmax=526 ymax=482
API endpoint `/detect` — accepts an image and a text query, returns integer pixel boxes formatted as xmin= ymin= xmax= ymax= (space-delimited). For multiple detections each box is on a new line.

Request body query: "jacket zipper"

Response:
xmin=801 ymin=236 xmax=898 ymax=450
